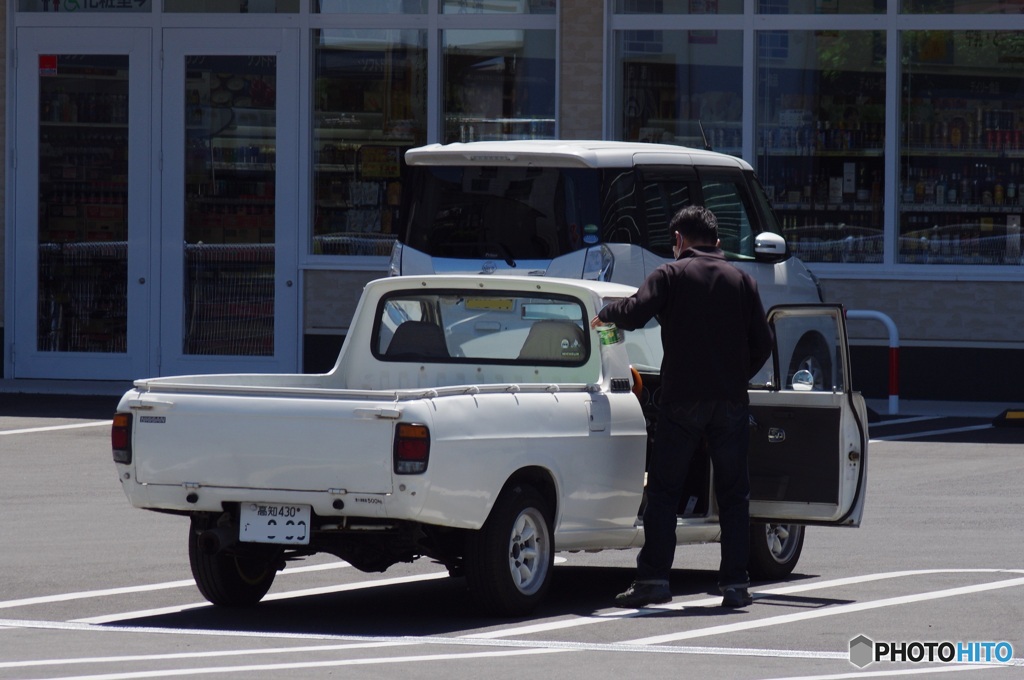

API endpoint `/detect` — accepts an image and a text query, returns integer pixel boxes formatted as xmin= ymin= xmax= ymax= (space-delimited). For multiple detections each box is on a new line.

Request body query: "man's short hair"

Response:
xmin=670 ymin=205 xmax=718 ymax=245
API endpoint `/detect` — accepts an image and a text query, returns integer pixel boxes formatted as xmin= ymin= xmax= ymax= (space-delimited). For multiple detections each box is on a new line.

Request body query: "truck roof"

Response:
xmin=404 ymin=140 xmax=752 ymax=171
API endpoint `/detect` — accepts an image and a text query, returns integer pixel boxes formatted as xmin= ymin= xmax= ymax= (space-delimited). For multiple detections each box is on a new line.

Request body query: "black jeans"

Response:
xmin=636 ymin=400 xmax=751 ymax=590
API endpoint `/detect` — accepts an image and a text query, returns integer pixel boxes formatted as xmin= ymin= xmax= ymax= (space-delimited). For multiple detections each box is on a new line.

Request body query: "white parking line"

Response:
xmin=768 ymin=665 xmax=1011 ymax=679
xmin=871 ymin=424 xmax=993 ymax=442
xmin=0 ymin=648 xmax=567 ymax=680
xmin=73 ymin=572 xmax=450 ymax=624
xmin=0 ymin=562 xmax=352 ymax=611
xmin=623 ymin=575 xmax=1024 ymax=645
xmin=463 ymin=568 xmax=1024 ymax=640
xmin=0 ymin=620 xmax=1018 ymax=679
xmin=3 ymin=569 xmax=1021 ymax=677
xmin=0 ymin=421 xmax=111 ymax=436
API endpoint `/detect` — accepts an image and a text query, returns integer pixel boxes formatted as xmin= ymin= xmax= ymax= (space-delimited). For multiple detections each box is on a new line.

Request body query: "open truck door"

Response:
xmin=748 ymin=304 xmax=868 ymax=527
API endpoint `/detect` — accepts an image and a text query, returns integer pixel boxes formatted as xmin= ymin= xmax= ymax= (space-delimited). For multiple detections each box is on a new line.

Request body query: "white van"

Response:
xmin=390 ymin=140 xmax=831 ymax=389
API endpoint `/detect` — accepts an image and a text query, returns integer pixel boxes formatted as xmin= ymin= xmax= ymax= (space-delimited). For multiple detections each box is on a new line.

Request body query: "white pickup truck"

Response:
xmin=112 ymin=275 xmax=868 ymax=616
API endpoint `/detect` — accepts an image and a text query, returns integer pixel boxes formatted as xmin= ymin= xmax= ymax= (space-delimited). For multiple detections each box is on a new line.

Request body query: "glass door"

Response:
xmin=160 ymin=29 xmax=299 ymax=376
xmin=12 ymin=28 xmax=153 ymax=380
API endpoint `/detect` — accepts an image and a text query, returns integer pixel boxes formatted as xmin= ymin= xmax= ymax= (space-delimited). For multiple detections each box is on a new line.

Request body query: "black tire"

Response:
xmin=464 ymin=484 xmax=554 ymax=617
xmin=788 ymin=335 xmax=832 ymax=391
xmin=748 ymin=522 xmax=805 ymax=581
xmin=188 ymin=519 xmax=278 ymax=607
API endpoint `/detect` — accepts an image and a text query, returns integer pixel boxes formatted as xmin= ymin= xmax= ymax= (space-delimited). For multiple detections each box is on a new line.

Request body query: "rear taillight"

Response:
xmin=112 ymin=413 xmax=133 ymax=464
xmin=394 ymin=423 xmax=429 ymax=474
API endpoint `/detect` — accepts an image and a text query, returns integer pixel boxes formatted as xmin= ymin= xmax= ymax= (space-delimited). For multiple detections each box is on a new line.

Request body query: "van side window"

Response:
xmin=640 ymin=174 xmax=692 ymax=257
xmin=698 ymin=168 xmax=757 ymax=259
xmin=600 ymin=170 xmax=641 ymax=245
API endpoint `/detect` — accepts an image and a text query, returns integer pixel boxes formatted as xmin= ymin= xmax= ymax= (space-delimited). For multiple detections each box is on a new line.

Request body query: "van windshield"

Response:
xmin=400 ymin=165 xmax=774 ymax=262
xmin=401 ymin=166 xmax=602 ymax=262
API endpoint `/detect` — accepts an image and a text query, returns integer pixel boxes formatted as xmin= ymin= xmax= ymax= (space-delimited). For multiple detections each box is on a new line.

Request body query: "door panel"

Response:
xmin=12 ymin=28 xmax=152 ymax=379
xmin=747 ymin=305 xmax=868 ymax=527
xmin=748 ymin=401 xmax=841 ymax=505
xmin=160 ymin=29 xmax=298 ymax=376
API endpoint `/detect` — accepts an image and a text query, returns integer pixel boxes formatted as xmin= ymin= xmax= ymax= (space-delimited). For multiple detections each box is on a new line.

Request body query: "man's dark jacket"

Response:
xmin=597 ymin=245 xmax=774 ymax=405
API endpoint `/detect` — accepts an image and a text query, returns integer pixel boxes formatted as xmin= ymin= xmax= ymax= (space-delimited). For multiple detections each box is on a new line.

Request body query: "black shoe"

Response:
xmin=614 ymin=581 xmax=672 ymax=608
xmin=721 ymin=587 xmax=753 ymax=608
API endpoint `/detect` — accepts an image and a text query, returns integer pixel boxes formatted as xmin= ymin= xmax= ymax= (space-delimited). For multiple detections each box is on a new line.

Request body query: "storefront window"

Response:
xmin=317 ymin=0 xmax=426 ymax=12
xmin=18 ymin=0 xmax=151 ymax=11
xmin=614 ymin=30 xmax=743 ymax=151
xmin=164 ymin=0 xmax=297 ymax=12
xmin=183 ymin=55 xmax=277 ymax=355
xmin=899 ymin=30 xmax=1024 ymax=265
xmin=311 ymin=30 xmax=427 ymax=256
xmin=615 ymin=0 xmax=742 ymax=12
xmin=442 ymin=29 xmax=556 ymax=143
xmin=441 ymin=0 xmax=555 ymax=13
xmin=756 ymin=30 xmax=886 ymax=264
xmin=37 ymin=55 xmax=130 ymax=352
xmin=901 ymin=1 xmax=1023 ymax=12
xmin=758 ymin=0 xmax=884 ymax=11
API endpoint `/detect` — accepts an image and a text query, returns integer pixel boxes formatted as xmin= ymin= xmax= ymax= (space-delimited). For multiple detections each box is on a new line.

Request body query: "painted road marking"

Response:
xmin=0 ymin=561 xmax=353 ymax=611
xmin=871 ymin=424 xmax=993 ymax=442
xmin=0 ymin=421 xmax=111 ymax=436
xmin=463 ymin=568 xmax=1024 ymax=640
xmin=623 ymin=575 xmax=1024 ymax=645
xmin=2 ymin=568 xmax=1021 ymax=680
xmin=769 ymin=667 xmax=1010 ymax=679
xmin=0 ymin=621 xmax=1018 ymax=679
xmin=73 ymin=572 xmax=450 ymax=625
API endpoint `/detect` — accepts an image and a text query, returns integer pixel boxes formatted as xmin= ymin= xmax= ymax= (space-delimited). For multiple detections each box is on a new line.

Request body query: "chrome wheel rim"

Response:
xmin=507 ymin=507 xmax=550 ymax=596
xmin=764 ymin=524 xmax=801 ymax=564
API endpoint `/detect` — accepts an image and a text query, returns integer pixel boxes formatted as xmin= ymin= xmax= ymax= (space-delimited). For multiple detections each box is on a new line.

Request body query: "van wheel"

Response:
xmin=749 ymin=523 xmax=805 ymax=580
xmin=788 ymin=335 xmax=832 ymax=391
xmin=188 ymin=520 xmax=278 ymax=606
xmin=464 ymin=484 xmax=554 ymax=617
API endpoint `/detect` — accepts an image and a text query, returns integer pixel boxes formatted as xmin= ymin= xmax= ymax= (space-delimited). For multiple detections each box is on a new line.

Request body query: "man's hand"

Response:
xmin=590 ymin=315 xmax=604 ymax=329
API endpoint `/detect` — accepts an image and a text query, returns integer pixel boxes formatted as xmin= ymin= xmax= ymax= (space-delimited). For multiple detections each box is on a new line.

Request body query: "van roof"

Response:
xmin=405 ymin=140 xmax=752 ymax=171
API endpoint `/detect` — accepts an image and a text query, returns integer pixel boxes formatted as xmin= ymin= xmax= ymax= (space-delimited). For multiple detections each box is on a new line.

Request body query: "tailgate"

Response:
xmin=131 ymin=393 xmax=406 ymax=494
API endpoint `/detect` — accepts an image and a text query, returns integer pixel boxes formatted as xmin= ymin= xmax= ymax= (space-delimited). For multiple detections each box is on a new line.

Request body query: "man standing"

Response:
xmin=591 ymin=205 xmax=774 ymax=609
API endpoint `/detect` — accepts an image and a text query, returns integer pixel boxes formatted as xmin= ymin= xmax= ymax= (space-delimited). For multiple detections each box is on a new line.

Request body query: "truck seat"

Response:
xmin=517 ymin=320 xmax=585 ymax=362
xmin=385 ymin=321 xmax=449 ymax=359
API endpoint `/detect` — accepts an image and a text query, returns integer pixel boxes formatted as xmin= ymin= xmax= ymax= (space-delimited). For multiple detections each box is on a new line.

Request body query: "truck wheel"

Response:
xmin=464 ymin=484 xmax=554 ymax=617
xmin=788 ymin=336 xmax=832 ymax=391
xmin=188 ymin=521 xmax=278 ymax=606
xmin=748 ymin=522 xmax=805 ymax=581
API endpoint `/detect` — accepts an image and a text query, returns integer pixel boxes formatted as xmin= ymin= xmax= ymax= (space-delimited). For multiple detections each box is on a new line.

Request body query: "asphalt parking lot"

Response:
xmin=1 ymin=392 xmax=1022 ymax=679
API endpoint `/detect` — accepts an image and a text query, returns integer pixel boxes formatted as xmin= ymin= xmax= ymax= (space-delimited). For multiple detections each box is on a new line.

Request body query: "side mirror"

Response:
xmin=754 ymin=232 xmax=788 ymax=263
xmin=791 ymin=369 xmax=815 ymax=391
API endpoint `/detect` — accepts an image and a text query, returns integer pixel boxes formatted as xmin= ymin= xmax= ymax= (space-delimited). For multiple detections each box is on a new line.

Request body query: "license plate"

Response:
xmin=239 ymin=503 xmax=311 ymax=545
